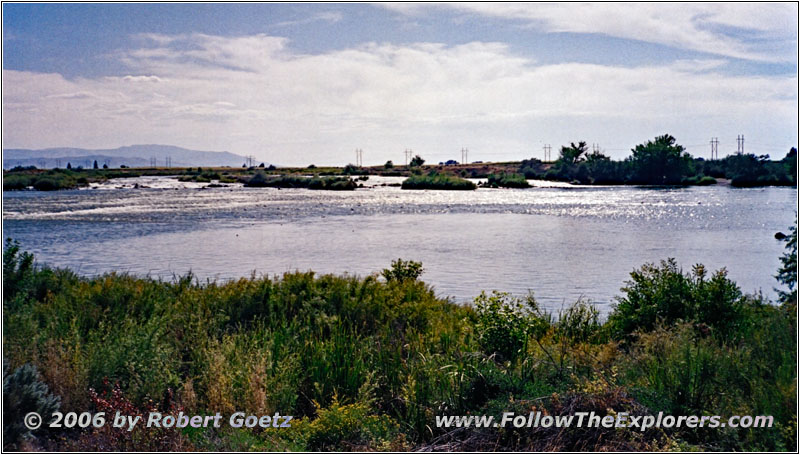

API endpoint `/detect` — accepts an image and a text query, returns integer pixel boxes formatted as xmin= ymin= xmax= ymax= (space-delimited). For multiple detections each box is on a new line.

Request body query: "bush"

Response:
xmin=607 ymin=259 xmax=746 ymax=339
xmin=401 ymin=173 xmax=476 ymax=190
xmin=474 ymin=292 xmax=548 ymax=363
xmin=3 ymin=174 xmax=32 ymax=190
xmin=381 ymin=259 xmax=424 ymax=282
xmin=294 ymin=399 xmax=403 ymax=451
xmin=3 ymin=361 xmax=61 ymax=449
xmin=486 ymin=173 xmax=530 ymax=188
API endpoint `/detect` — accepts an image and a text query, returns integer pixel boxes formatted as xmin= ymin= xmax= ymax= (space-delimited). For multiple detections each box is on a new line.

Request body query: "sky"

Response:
xmin=2 ymin=2 xmax=798 ymax=166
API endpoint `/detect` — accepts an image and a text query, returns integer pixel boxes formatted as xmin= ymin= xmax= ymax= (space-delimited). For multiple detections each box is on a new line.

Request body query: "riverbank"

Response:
xmin=4 ymin=152 xmax=796 ymax=191
xmin=3 ymin=237 xmax=796 ymax=451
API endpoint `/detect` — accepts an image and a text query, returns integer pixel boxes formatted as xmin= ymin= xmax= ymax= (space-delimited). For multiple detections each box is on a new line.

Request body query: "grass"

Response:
xmin=3 ymin=237 xmax=796 ymax=451
xmin=401 ymin=172 xmax=477 ymax=190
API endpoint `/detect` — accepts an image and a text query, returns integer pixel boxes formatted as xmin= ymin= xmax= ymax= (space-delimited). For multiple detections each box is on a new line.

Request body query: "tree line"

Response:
xmin=519 ymin=134 xmax=797 ymax=186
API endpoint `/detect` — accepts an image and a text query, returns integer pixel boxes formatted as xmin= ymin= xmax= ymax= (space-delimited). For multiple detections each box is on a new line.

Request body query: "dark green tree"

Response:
xmin=628 ymin=134 xmax=693 ymax=184
xmin=384 ymin=160 xmax=394 ymax=169
xmin=93 ymin=160 xmax=98 ymax=169
xmin=558 ymin=141 xmax=588 ymax=166
xmin=409 ymin=155 xmax=425 ymax=167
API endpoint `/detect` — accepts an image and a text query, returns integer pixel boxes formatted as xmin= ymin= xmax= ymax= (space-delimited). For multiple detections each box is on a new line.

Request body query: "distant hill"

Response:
xmin=2 ymin=144 xmax=255 ymax=169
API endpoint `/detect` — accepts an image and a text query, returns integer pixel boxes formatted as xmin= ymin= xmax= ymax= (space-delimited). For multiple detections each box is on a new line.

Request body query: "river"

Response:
xmin=3 ymin=176 xmax=796 ymax=314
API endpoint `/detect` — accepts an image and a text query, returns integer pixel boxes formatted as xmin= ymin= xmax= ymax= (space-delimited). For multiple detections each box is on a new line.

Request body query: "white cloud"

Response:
xmin=2 ymin=33 xmax=797 ymax=164
xmin=385 ymin=2 xmax=798 ymax=63
xmin=272 ymin=11 xmax=344 ymax=28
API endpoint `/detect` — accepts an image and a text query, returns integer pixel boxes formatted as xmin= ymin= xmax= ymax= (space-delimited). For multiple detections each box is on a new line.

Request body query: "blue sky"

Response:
xmin=3 ymin=3 xmax=797 ymax=165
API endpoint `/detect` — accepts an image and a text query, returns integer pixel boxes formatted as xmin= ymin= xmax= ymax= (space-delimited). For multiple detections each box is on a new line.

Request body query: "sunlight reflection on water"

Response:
xmin=3 ymin=176 xmax=796 ymax=314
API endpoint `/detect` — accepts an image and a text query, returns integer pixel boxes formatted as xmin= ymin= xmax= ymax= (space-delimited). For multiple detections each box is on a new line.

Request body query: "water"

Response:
xmin=3 ymin=176 xmax=796 ymax=314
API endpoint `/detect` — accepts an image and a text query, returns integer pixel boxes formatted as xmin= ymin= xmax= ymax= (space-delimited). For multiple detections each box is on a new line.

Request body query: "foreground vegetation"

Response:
xmin=3 ymin=223 xmax=796 ymax=451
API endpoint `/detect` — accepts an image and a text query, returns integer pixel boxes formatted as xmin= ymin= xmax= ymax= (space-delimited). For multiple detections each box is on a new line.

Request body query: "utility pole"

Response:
xmin=592 ymin=143 xmax=600 ymax=154
xmin=710 ymin=137 xmax=719 ymax=160
xmin=355 ymin=148 xmax=363 ymax=167
xmin=404 ymin=149 xmax=413 ymax=166
xmin=165 ymin=156 xmax=172 ymax=168
xmin=736 ymin=135 xmax=745 ymax=154
xmin=55 ymin=159 xmax=61 ymax=168
xmin=543 ymin=144 xmax=552 ymax=162
xmin=150 ymin=157 xmax=157 ymax=167
xmin=461 ymin=147 xmax=469 ymax=164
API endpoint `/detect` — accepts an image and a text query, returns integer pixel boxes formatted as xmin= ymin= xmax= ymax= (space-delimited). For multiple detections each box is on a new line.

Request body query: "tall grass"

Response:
xmin=2 ymin=241 xmax=796 ymax=451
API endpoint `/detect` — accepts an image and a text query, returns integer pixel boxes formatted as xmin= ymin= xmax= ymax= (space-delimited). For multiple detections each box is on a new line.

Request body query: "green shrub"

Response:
xmin=3 ymin=175 xmax=32 ymax=190
xmin=486 ymin=173 xmax=531 ymax=188
xmin=474 ymin=292 xmax=548 ymax=363
xmin=607 ymin=259 xmax=746 ymax=339
xmin=381 ymin=259 xmax=424 ymax=283
xmin=401 ymin=173 xmax=476 ymax=190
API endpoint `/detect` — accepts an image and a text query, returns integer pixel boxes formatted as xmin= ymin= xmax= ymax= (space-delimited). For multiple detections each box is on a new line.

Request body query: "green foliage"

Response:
xmin=607 ymin=259 xmax=747 ymax=339
xmin=384 ymin=160 xmax=394 ymax=169
xmin=559 ymin=141 xmax=588 ymax=166
xmin=342 ymin=164 xmax=360 ymax=175
xmin=2 ymin=245 xmax=796 ymax=451
xmin=3 ymin=361 xmax=61 ymax=449
xmin=381 ymin=259 xmax=424 ymax=282
xmin=628 ymin=134 xmax=694 ymax=184
xmin=245 ymin=173 xmax=357 ymax=190
xmin=474 ymin=292 xmax=548 ymax=363
xmin=409 ymin=155 xmax=425 ymax=167
xmin=294 ymin=399 xmax=403 ymax=451
xmin=485 ymin=173 xmax=530 ymax=188
xmin=401 ymin=173 xmax=476 ymax=190
xmin=3 ymin=174 xmax=32 ymax=190
xmin=776 ymin=221 xmax=797 ymax=305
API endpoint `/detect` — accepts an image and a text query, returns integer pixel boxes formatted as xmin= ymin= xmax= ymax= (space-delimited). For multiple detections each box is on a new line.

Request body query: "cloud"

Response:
xmin=2 ymin=33 xmax=797 ymax=164
xmin=384 ymin=3 xmax=798 ymax=63
xmin=272 ymin=11 xmax=344 ymax=28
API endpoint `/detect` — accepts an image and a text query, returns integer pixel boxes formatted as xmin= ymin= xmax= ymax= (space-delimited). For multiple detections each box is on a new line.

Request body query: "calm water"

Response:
xmin=3 ymin=176 xmax=796 ymax=314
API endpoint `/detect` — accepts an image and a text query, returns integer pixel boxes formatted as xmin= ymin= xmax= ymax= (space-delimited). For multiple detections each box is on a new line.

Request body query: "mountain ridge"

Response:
xmin=3 ymin=144 xmax=254 ymax=168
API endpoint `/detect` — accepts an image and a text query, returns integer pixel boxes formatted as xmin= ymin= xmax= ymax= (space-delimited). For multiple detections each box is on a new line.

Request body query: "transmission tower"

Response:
xmin=543 ymin=144 xmax=552 ymax=162
xmin=461 ymin=147 xmax=469 ymax=164
xmin=404 ymin=149 xmax=413 ymax=166
xmin=736 ymin=135 xmax=745 ymax=154
xmin=710 ymin=137 xmax=719 ymax=160
xmin=355 ymin=148 xmax=363 ymax=167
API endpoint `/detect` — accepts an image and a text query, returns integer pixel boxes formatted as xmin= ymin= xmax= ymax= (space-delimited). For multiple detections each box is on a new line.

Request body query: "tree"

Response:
xmin=93 ymin=160 xmax=98 ymax=169
xmin=102 ymin=163 xmax=108 ymax=169
xmin=66 ymin=162 xmax=72 ymax=170
xmin=409 ymin=155 xmax=425 ymax=167
xmin=384 ymin=160 xmax=394 ymax=169
xmin=558 ymin=141 xmax=588 ymax=166
xmin=776 ymin=221 xmax=797 ymax=306
xmin=628 ymin=134 xmax=693 ymax=184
